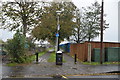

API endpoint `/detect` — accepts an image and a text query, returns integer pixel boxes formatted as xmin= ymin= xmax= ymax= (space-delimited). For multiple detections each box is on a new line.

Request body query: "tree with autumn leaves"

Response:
xmin=32 ymin=2 xmax=77 ymax=44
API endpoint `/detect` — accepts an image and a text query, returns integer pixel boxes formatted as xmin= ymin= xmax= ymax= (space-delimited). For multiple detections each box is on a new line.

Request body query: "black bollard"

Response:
xmin=74 ymin=54 xmax=77 ymax=64
xmin=36 ymin=52 xmax=39 ymax=63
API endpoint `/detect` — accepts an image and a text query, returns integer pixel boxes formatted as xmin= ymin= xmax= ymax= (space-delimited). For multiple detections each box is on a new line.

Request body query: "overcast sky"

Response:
xmin=0 ymin=0 xmax=120 ymax=42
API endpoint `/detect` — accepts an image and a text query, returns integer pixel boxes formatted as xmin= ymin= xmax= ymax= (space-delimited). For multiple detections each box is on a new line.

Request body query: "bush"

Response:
xmin=5 ymin=30 xmax=27 ymax=63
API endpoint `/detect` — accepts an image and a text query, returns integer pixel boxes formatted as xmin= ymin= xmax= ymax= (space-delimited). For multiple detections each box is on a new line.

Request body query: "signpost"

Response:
xmin=56 ymin=33 xmax=59 ymax=37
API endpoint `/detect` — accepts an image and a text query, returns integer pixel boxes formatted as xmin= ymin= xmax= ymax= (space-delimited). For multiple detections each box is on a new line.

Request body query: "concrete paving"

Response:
xmin=2 ymin=53 xmax=119 ymax=78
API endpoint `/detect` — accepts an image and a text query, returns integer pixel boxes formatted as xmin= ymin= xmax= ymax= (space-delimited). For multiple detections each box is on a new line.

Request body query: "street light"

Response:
xmin=56 ymin=10 xmax=62 ymax=52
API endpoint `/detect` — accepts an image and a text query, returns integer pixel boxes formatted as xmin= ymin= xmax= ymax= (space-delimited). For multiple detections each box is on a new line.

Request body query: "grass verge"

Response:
xmin=81 ymin=62 xmax=99 ymax=65
xmin=6 ymin=63 xmax=18 ymax=66
xmin=81 ymin=62 xmax=120 ymax=65
xmin=103 ymin=62 xmax=120 ymax=65
xmin=47 ymin=53 xmax=56 ymax=62
xmin=6 ymin=51 xmax=46 ymax=66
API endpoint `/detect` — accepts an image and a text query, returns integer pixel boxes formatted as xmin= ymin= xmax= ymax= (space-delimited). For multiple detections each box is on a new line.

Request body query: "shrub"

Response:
xmin=5 ymin=30 xmax=27 ymax=63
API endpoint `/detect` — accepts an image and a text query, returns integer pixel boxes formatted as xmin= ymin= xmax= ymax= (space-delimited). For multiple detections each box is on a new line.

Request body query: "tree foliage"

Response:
xmin=5 ymin=30 xmax=27 ymax=63
xmin=32 ymin=2 xmax=77 ymax=44
xmin=71 ymin=1 xmax=109 ymax=43
xmin=71 ymin=9 xmax=87 ymax=43
xmin=2 ymin=0 xmax=42 ymax=36
xmin=26 ymin=37 xmax=35 ymax=51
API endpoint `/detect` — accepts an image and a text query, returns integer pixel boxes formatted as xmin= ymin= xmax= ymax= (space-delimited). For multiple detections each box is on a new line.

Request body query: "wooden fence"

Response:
xmin=70 ymin=41 xmax=120 ymax=62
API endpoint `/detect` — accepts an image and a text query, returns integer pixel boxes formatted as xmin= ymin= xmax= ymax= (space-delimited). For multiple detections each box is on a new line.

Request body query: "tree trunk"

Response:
xmin=23 ymin=21 xmax=27 ymax=37
xmin=22 ymin=4 xmax=27 ymax=37
xmin=88 ymin=34 xmax=91 ymax=42
xmin=22 ymin=14 xmax=27 ymax=37
xmin=88 ymin=38 xmax=90 ymax=42
xmin=77 ymin=32 xmax=80 ymax=43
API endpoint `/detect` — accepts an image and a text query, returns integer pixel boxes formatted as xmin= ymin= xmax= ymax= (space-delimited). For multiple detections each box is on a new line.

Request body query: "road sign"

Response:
xmin=56 ymin=33 xmax=59 ymax=37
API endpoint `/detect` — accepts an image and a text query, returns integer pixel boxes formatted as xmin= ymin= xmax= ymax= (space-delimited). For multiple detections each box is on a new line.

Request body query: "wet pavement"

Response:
xmin=67 ymin=75 xmax=119 ymax=78
xmin=2 ymin=53 xmax=119 ymax=78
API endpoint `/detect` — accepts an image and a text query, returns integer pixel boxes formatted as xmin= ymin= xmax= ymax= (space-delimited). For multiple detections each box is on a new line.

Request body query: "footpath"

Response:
xmin=2 ymin=53 xmax=119 ymax=78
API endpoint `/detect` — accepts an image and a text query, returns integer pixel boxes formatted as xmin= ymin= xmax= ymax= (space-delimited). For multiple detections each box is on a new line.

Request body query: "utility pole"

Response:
xmin=100 ymin=0 xmax=104 ymax=64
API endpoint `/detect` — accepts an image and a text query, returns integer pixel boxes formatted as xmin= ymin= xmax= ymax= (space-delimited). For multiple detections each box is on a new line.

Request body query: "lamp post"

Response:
xmin=56 ymin=10 xmax=61 ymax=52
xmin=56 ymin=10 xmax=64 ymax=65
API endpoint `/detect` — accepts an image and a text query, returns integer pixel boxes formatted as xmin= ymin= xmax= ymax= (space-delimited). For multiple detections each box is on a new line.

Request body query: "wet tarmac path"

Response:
xmin=2 ymin=53 xmax=119 ymax=78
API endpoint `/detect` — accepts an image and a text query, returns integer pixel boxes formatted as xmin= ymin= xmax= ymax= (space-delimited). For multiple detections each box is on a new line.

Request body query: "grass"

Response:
xmin=81 ymin=62 xmax=120 ymax=65
xmin=81 ymin=62 xmax=100 ymax=65
xmin=47 ymin=53 xmax=56 ymax=62
xmin=47 ymin=47 xmax=53 ymax=50
xmin=6 ymin=51 xmax=46 ymax=66
xmin=103 ymin=62 xmax=120 ymax=64
xmin=6 ymin=63 xmax=18 ymax=66
xmin=24 ymin=51 xmax=46 ymax=63
xmin=38 ymin=52 xmax=46 ymax=57
xmin=48 ymin=52 xmax=66 ymax=62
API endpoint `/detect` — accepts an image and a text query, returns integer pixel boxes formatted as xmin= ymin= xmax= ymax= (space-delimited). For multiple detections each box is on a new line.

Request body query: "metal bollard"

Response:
xmin=74 ymin=54 xmax=77 ymax=64
xmin=36 ymin=52 xmax=39 ymax=63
